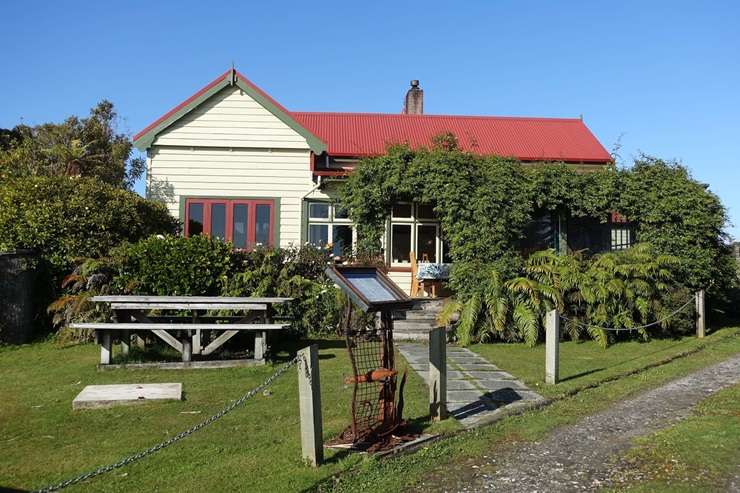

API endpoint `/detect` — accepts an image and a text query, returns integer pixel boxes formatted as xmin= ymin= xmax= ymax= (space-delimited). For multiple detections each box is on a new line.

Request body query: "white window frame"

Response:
xmin=388 ymin=203 xmax=444 ymax=266
xmin=306 ymin=200 xmax=357 ymax=258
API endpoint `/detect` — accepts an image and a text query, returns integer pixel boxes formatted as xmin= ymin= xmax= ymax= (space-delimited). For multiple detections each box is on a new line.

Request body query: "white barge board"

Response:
xmin=73 ymin=383 xmax=182 ymax=410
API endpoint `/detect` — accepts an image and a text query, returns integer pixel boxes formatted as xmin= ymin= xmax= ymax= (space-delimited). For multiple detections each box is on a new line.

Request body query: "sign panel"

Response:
xmin=325 ymin=266 xmax=411 ymax=312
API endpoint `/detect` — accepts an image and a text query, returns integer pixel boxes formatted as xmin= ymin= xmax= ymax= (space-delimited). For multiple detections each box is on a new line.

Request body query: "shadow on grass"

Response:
xmin=560 ymin=367 xmax=606 ymax=382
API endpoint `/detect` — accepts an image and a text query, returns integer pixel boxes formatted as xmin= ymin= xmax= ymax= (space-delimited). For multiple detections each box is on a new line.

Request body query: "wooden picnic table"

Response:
xmin=70 ymin=295 xmax=293 ymax=365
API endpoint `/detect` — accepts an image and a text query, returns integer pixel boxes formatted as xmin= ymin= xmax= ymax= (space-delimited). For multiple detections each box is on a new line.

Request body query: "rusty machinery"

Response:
xmin=324 ymin=266 xmax=413 ymax=450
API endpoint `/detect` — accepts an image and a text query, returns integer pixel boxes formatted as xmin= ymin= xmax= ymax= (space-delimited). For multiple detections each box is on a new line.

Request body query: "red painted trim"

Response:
xmin=133 ymin=70 xmax=231 ymax=142
xmin=312 ymin=170 xmax=351 ymax=177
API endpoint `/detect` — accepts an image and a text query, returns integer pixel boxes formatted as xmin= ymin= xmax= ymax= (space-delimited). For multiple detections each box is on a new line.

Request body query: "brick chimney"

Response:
xmin=403 ymin=80 xmax=423 ymax=115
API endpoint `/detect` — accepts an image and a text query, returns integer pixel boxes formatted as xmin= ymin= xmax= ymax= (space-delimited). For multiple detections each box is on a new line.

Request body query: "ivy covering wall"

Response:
xmin=340 ymin=134 xmax=734 ymax=307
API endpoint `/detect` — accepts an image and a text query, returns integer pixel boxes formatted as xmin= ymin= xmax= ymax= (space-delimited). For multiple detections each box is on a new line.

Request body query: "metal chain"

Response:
xmin=559 ymin=296 xmax=695 ymax=332
xmin=34 ymin=355 xmax=303 ymax=493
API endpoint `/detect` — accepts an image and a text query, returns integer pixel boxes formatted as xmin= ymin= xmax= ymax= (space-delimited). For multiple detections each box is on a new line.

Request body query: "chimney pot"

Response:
xmin=403 ymin=80 xmax=424 ymax=115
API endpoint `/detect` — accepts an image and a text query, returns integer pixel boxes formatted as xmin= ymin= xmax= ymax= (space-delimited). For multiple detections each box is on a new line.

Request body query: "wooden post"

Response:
xmin=545 ymin=309 xmax=560 ymax=384
xmin=100 ymin=331 xmax=112 ymax=365
xmin=297 ymin=344 xmax=323 ymax=467
xmin=182 ymin=338 xmax=192 ymax=362
xmin=120 ymin=330 xmax=130 ymax=356
xmin=695 ymin=289 xmax=706 ymax=338
xmin=429 ymin=327 xmax=447 ymax=421
xmin=255 ymin=306 xmax=271 ymax=362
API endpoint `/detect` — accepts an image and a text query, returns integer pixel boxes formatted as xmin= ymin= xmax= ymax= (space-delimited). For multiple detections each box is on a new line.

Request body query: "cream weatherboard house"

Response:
xmin=134 ymin=68 xmax=613 ymax=294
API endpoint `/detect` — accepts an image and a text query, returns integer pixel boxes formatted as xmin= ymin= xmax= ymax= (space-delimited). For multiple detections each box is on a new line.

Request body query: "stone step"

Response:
xmin=393 ymin=320 xmax=439 ymax=331
xmin=408 ymin=298 xmax=446 ymax=311
xmin=394 ymin=310 xmax=440 ymax=321
xmin=395 ymin=325 xmax=449 ymax=341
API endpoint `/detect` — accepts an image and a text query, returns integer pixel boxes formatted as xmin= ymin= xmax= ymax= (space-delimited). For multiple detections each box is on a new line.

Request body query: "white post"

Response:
xmin=100 ymin=331 xmax=112 ymax=365
xmin=545 ymin=309 xmax=560 ymax=384
xmin=297 ymin=344 xmax=323 ymax=467
xmin=429 ymin=327 xmax=447 ymax=421
xmin=181 ymin=338 xmax=192 ymax=362
xmin=695 ymin=290 xmax=706 ymax=338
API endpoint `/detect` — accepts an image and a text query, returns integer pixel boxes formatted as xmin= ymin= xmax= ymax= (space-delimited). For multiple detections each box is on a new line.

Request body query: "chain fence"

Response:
xmin=558 ymin=296 xmax=696 ymax=332
xmin=33 ymin=355 xmax=303 ymax=493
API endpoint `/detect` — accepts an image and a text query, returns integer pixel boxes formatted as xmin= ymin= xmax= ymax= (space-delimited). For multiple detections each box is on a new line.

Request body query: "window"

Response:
xmin=184 ymin=198 xmax=275 ymax=247
xmin=306 ymin=200 xmax=356 ymax=258
xmin=391 ymin=224 xmax=412 ymax=263
xmin=389 ymin=203 xmax=445 ymax=265
xmin=609 ymin=211 xmax=635 ymax=251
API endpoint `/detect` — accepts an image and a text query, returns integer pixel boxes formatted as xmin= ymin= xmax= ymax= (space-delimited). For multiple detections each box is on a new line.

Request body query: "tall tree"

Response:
xmin=0 ymin=101 xmax=145 ymax=189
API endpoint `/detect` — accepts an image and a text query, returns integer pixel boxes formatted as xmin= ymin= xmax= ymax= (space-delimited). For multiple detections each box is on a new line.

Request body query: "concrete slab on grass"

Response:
xmin=73 ymin=383 xmax=182 ymax=410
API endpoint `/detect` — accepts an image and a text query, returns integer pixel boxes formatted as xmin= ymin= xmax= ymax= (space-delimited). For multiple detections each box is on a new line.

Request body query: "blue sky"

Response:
xmin=2 ymin=1 xmax=738 ymax=238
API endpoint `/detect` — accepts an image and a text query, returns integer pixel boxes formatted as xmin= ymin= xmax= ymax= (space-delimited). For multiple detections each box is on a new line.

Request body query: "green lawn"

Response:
xmin=321 ymin=327 xmax=740 ymax=492
xmin=470 ymin=331 xmax=733 ymax=399
xmin=0 ymin=339 xmax=444 ymax=493
xmin=606 ymin=384 xmax=740 ymax=493
xmin=1 ymin=328 xmax=738 ymax=493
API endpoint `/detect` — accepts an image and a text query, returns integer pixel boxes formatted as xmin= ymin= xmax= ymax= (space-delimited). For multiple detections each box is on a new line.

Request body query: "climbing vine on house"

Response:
xmin=340 ymin=134 xmax=734 ymax=345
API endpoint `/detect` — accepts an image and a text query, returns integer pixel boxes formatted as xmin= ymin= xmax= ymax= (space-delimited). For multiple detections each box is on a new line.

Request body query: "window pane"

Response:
xmin=442 ymin=238 xmax=453 ymax=263
xmin=255 ymin=204 xmax=271 ymax=246
xmin=417 ymin=224 xmax=437 ymax=262
xmin=309 ymin=224 xmax=329 ymax=247
xmin=416 ymin=203 xmax=436 ymax=220
xmin=233 ymin=204 xmax=248 ymax=248
xmin=188 ymin=203 xmax=203 ymax=236
xmin=334 ymin=204 xmax=349 ymax=219
xmin=391 ymin=224 xmax=412 ymax=263
xmin=309 ymin=202 xmax=329 ymax=219
xmin=333 ymin=225 xmax=353 ymax=257
xmin=211 ymin=203 xmax=226 ymax=240
xmin=392 ymin=203 xmax=412 ymax=218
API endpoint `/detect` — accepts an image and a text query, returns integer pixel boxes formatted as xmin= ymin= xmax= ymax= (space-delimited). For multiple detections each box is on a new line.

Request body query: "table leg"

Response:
xmin=254 ymin=332 xmax=266 ymax=361
xmin=182 ymin=337 xmax=192 ymax=363
xmin=193 ymin=329 xmax=201 ymax=355
xmin=100 ymin=331 xmax=112 ymax=365
xmin=121 ymin=330 xmax=130 ymax=356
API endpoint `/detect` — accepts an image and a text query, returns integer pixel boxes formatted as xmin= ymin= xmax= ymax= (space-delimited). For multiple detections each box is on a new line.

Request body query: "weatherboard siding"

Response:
xmin=152 ymin=85 xmax=311 ymax=150
xmin=148 ymin=146 xmax=314 ymax=248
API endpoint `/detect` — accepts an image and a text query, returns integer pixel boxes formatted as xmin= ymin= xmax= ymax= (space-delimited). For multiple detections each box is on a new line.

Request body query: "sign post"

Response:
xmin=545 ymin=309 xmax=560 ymax=384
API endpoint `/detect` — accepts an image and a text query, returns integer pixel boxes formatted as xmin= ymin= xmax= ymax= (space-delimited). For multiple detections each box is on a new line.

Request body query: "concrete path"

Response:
xmin=398 ymin=343 xmax=545 ymax=429
xmin=413 ymin=354 xmax=740 ymax=492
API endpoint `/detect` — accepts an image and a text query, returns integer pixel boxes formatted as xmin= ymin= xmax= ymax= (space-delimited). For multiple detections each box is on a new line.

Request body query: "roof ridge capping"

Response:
xmin=132 ymin=68 xmax=326 ymax=153
xmin=290 ymin=110 xmax=585 ymax=123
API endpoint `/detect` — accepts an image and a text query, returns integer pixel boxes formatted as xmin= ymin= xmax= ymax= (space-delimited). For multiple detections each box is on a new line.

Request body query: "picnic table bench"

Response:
xmin=69 ymin=295 xmax=293 ymax=366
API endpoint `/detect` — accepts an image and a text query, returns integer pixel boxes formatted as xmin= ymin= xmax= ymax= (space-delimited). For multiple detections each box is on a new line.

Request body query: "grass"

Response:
xmin=605 ymin=384 xmax=740 ymax=493
xmin=320 ymin=327 xmax=740 ymax=492
xmin=0 ymin=339 xmax=443 ymax=493
xmin=1 ymin=328 xmax=738 ymax=493
xmin=470 ymin=332 xmax=732 ymax=399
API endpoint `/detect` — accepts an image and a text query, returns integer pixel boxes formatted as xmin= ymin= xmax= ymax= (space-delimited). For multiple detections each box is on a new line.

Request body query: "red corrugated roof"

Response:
xmin=291 ymin=112 xmax=611 ymax=163
xmin=134 ymin=69 xmax=612 ymax=163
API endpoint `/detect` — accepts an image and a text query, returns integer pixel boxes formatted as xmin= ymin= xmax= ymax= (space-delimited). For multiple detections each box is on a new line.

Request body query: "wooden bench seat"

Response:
xmin=69 ymin=323 xmax=287 ymax=331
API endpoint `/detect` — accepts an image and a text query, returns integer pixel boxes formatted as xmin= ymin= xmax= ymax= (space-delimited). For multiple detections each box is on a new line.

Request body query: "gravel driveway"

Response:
xmin=415 ymin=354 xmax=740 ymax=492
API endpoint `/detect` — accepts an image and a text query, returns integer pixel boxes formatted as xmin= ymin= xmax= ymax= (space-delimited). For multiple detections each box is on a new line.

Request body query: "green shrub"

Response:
xmin=51 ymin=236 xmax=343 ymax=339
xmin=0 ymin=176 xmax=177 ymax=278
xmin=440 ymin=244 xmax=688 ymax=347
xmin=113 ymin=234 xmax=233 ymax=296
xmin=0 ymin=176 xmax=177 ymax=336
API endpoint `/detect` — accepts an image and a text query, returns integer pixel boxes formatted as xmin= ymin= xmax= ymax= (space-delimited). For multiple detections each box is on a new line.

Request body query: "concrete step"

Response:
xmin=394 ymin=310 xmax=439 ymax=321
xmin=409 ymin=298 xmax=446 ymax=311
